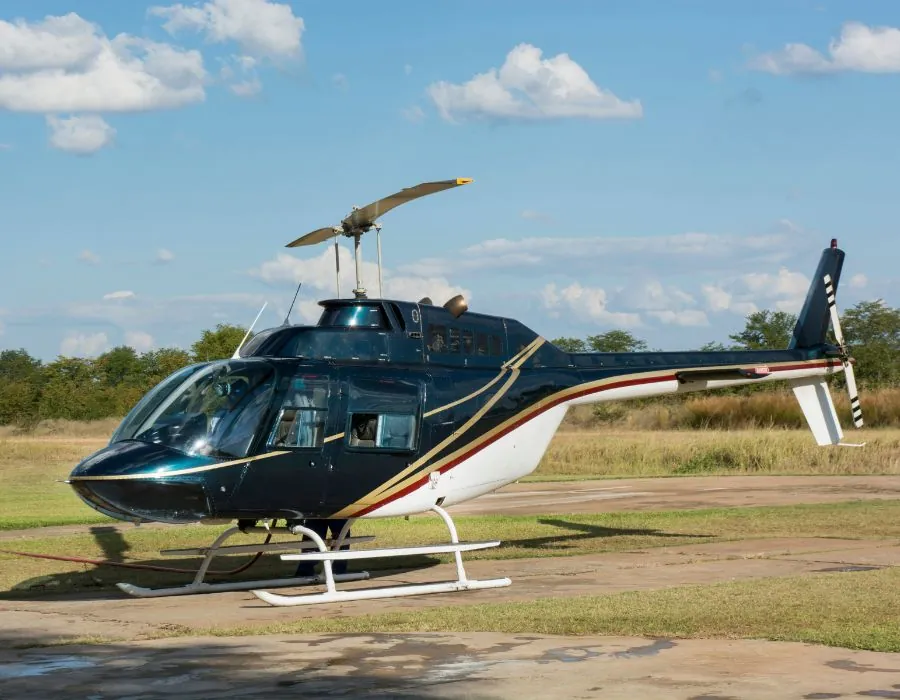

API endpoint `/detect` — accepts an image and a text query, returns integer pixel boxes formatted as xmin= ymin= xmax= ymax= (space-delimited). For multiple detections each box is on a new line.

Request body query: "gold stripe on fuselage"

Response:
xmin=330 ymin=356 xmax=841 ymax=517
xmin=68 ymin=450 xmax=291 ymax=482
xmin=329 ymin=338 xmax=548 ymax=517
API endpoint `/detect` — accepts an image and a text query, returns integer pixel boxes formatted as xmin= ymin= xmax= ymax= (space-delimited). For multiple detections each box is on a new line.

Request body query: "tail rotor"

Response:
xmin=824 ymin=273 xmax=864 ymax=429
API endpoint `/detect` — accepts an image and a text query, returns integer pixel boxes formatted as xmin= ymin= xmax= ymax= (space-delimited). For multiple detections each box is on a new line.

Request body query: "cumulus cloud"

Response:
xmin=700 ymin=267 xmax=810 ymax=316
xmin=102 ymin=290 xmax=135 ymax=301
xmin=155 ymin=248 xmax=175 ymax=264
xmin=78 ymin=249 xmax=101 ymax=265
xmin=401 ymin=105 xmax=425 ymax=123
xmin=647 ymin=309 xmax=710 ymax=327
xmin=405 ymin=230 xmax=799 ymax=278
xmin=150 ymin=0 xmax=304 ymax=60
xmin=427 ymin=43 xmax=642 ymax=122
xmin=849 ymin=273 xmax=868 ymax=289
xmin=0 ymin=14 xmax=206 ymax=113
xmin=541 ymin=282 xmax=642 ymax=327
xmin=750 ymin=21 xmax=900 ymax=75
xmin=125 ymin=330 xmax=155 ymax=352
xmin=248 ymin=244 xmax=470 ymax=315
xmin=47 ymin=114 xmax=115 ymax=154
xmin=60 ymin=331 xmax=109 ymax=357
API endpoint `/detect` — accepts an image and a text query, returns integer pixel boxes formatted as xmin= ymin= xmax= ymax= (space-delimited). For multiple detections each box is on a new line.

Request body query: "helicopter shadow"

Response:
xmin=500 ymin=518 xmax=712 ymax=553
xmin=1 ymin=550 xmax=443 ymax=603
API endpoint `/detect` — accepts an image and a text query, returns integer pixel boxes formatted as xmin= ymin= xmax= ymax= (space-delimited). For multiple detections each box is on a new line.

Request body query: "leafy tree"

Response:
xmin=586 ymin=330 xmax=648 ymax=353
xmin=552 ymin=337 xmax=587 ymax=353
xmin=696 ymin=341 xmax=732 ymax=351
xmin=141 ymin=348 xmax=193 ymax=383
xmin=840 ymin=299 xmax=900 ymax=386
xmin=728 ymin=310 xmax=797 ymax=350
xmin=0 ymin=349 xmax=43 ymax=382
xmin=190 ymin=324 xmax=250 ymax=363
xmin=95 ymin=346 xmax=142 ymax=386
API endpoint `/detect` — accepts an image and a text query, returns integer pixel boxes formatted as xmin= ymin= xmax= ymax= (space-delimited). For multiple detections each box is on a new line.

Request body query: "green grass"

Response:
xmin=3 ymin=501 xmax=900 ymax=596
xmin=0 ymin=437 xmax=110 ymax=530
xmin=196 ymin=567 xmax=900 ymax=653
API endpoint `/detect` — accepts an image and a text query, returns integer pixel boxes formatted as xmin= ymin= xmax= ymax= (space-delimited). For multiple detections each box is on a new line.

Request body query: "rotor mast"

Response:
xmin=285 ymin=178 xmax=473 ymax=300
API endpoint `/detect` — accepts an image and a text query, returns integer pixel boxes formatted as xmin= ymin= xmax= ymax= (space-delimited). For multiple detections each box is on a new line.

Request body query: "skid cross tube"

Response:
xmin=251 ymin=505 xmax=512 ymax=607
xmin=116 ymin=522 xmax=371 ymax=598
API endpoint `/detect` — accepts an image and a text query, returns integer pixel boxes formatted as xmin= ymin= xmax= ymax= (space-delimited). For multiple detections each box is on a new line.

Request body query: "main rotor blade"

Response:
xmin=342 ymin=178 xmax=473 ymax=230
xmin=286 ymin=227 xmax=339 ymax=248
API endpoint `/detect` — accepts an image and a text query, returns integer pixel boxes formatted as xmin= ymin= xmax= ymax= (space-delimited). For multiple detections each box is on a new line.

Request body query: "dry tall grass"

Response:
xmin=565 ymin=387 xmax=900 ymax=431
xmin=536 ymin=428 xmax=900 ymax=477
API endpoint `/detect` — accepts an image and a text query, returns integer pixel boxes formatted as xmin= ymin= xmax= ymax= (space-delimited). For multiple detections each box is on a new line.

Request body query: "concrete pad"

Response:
xmin=450 ymin=475 xmax=900 ymax=516
xmin=3 ymin=537 xmax=892 ymax=642
xmin=3 ymin=632 xmax=900 ymax=699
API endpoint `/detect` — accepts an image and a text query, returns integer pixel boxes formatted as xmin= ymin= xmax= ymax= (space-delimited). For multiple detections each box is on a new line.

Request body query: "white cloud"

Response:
xmin=427 ymin=43 xmax=642 ymax=123
xmin=520 ymin=209 xmax=553 ymax=223
xmin=408 ymin=230 xmax=799 ymax=278
xmin=230 ymin=78 xmax=261 ymax=96
xmin=78 ymin=249 xmax=101 ymax=265
xmin=0 ymin=13 xmax=100 ymax=71
xmin=248 ymin=245 xmax=470 ymax=316
xmin=125 ymin=330 xmax=155 ymax=352
xmin=849 ymin=273 xmax=868 ymax=289
xmin=155 ymin=248 xmax=175 ymax=264
xmin=701 ymin=267 xmax=809 ymax=316
xmin=628 ymin=280 xmax=695 ymax=311
xmin=0 ymin=16 xmax=206 ymax=113
xmin=701 ymin=284 xmax=733 ymax=312
xmin=102 ymin=290 xmax=135 ymax=301
xmin=60 ymin=331 xmax=109 ymax=357
xmin=150 ymin=0 xmax=305 ymax=60
xmin=541 ymin=282 xmax=642 ymax=327
xmin=647 ymin=309 xmax=710 ymax=327
xmin=401 ymin=105 xmax=425 ymax=123
xmin=750 ymin=21 xmax=900 ymax=75
xmin=0 ymin=143 xmax=12 ymax=151
xmin=47 ymin=114 xmax=115 ymax=154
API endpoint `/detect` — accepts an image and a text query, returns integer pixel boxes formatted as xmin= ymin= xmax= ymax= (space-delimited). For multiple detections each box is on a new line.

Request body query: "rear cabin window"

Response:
xmin=348 ymin=412 xmax=417 ymax=451
xmin=490 ymin=335 xmax=503 ymax=356
xmin=448 ymin=327 xmax=461 ymax=353
xmin=268 ymin=376 xmax=329 ymax=448
xmin=428 ymin=324 xmax=447 ymax=353
xmin=461 ymin=329 xmax=474 ymax=354
xmin=475 ymin=333 xmax=488 ymax=356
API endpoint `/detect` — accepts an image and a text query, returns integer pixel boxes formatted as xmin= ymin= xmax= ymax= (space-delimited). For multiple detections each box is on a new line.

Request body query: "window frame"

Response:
xmin=344 ymin=410 xmax=420 ymax=453
xmin=266 ymin=405 xmax=329 ymax=450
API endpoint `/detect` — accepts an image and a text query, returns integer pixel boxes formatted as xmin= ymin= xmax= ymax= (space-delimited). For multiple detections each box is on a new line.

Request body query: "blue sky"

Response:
xmin=1 ymin=0 xmax=898 ymax=360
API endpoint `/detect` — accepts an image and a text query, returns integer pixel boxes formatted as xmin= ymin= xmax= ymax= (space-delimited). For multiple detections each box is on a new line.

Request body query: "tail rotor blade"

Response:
xmin=844 ymin=360 xmax=864 ymax=428
xmin=824 ymin=273 xmax=863 ymax=429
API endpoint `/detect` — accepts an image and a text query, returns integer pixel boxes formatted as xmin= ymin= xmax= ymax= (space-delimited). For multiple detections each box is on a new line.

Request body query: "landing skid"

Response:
xmin=252 ymin=505 xmax=512 ymax=607
xmin=116 ymin=522 xmax=373 ymax=598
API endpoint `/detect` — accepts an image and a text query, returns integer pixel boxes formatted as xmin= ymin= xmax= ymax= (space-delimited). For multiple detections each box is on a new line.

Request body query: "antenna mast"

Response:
xmin=232 ymin=302 xmax=268 ymax=359
xmin=283 ymin=281 xmax=302 ymax=326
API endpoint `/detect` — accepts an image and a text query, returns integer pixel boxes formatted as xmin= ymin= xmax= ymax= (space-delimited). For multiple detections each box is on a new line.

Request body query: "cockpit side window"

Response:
xmin=348 ymin=412 xmax=417 ymax=451
xmin=267 ymin=375 xmax=329 ymax=449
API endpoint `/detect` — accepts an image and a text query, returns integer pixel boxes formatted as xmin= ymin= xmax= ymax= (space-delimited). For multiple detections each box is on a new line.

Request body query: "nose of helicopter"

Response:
xmin=69 ymin=440 xmax=217 ymax=524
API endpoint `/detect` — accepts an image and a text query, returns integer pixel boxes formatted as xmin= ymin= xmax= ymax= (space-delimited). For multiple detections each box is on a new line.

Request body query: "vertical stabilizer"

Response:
xmin=789 ymin=240 xmax=845 ymax=349
xmin=790 ymin=377 xmax=843 ymax=446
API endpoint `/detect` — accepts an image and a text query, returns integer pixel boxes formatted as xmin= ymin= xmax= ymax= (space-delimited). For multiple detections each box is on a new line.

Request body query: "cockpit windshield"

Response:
xmin=116 ymin=360 xmax=276 ymax=460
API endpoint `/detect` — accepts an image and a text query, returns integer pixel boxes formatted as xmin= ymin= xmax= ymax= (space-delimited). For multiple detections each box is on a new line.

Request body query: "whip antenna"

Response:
xmin=283 ymin=281 xmax=302 ymax=326
xmin=232 ymin=302 xmax=268 ymax=359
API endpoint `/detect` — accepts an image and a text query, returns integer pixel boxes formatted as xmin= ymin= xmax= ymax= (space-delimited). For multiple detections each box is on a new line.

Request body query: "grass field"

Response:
xmin=205 ymin=567 xmax=900 ymax=652
xmin=2 ymin=423 xmax=899 ymax=530
xmin=3 ymin=500 xmax=899 ymax=595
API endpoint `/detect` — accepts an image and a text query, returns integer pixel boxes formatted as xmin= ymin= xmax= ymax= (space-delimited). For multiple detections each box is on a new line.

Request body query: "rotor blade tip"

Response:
xmin=456 ymin=178 xmax=473 ymax=185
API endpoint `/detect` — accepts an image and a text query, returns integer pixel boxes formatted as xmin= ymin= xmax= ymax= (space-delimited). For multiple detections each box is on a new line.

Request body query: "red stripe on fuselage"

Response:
xmin=352 ymin=360 xmax=839 ymax=516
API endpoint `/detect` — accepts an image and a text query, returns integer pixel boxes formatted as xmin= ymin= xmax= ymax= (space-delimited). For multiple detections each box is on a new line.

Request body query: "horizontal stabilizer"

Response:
xmin=790 ymin=377 xmax=843 ymax=446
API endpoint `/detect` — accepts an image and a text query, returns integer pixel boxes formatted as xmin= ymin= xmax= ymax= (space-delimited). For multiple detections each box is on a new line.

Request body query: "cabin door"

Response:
xmin=235 ymin=370 xmax=340 ymax=517
xmin=322 ymin=371 xmax=425 ymax=513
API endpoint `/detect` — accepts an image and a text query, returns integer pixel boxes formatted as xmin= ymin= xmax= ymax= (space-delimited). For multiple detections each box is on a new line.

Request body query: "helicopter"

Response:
xmin=67 ymin=178 xmax=864 ymax=606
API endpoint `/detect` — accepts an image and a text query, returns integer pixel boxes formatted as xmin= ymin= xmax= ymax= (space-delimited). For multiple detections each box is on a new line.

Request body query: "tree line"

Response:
xmin=1 ymin=299 xmax=898 ymax=427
